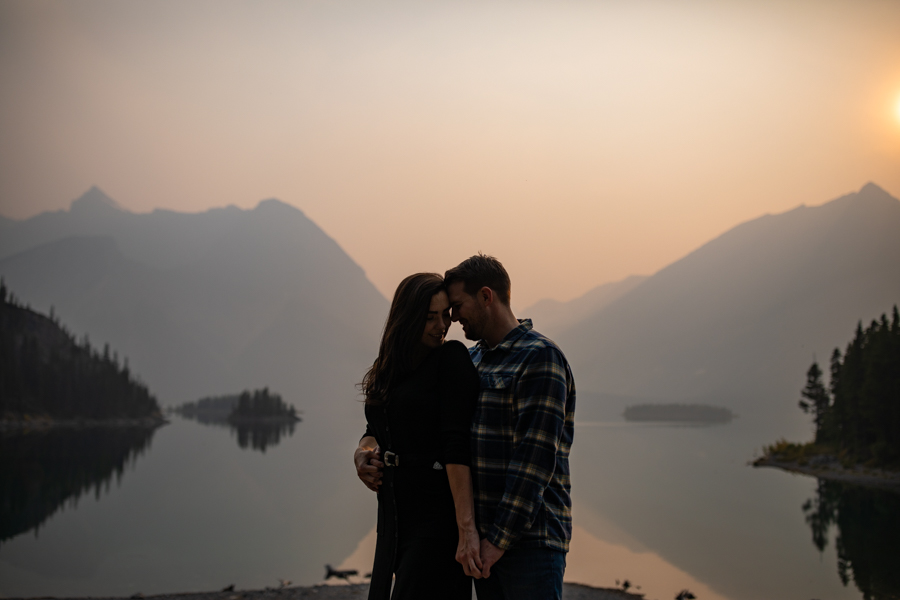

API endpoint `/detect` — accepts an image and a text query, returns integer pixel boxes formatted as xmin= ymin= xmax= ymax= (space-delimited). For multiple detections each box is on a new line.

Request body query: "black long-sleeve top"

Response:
xmin=363 ymin=340 xmax=479 ymax=539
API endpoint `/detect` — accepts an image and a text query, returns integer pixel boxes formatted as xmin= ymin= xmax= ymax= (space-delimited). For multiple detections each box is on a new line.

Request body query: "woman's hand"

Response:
xmin=445 ymin=463 xmax=481 ymax=577
xmin=354 ymin=438 xmax=383 ymax=492
xmin=456 ymin=524 xmax=483 ymax=578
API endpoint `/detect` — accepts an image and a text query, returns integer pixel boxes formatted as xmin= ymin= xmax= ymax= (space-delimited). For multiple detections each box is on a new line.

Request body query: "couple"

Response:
xmin=354 ymin=254 xmax=576 ymax=600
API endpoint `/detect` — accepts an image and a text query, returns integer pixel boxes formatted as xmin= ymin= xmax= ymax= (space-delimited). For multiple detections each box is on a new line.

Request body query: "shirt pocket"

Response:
xmin=480 ymin=375 xmax=515 ymax=417
xmin=482 ymin=374 xmax=513 ymax=390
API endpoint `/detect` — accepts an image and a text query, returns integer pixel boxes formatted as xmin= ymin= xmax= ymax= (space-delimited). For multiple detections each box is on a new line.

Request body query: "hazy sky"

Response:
xmin=1 ymin=0 xmax=899 ymax=308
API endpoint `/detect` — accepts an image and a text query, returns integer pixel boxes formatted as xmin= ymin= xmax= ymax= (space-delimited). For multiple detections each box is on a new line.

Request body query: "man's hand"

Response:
xmin=354 ymin=443 xmax=383 ymax=492
xmin=479 ymin=538 xmax=505 ymax=578
xmin=456 ymin=525 xmax=484 ymax=578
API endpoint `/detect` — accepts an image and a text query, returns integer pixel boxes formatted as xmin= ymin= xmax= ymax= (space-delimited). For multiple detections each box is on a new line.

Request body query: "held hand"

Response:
xmin=455 ymin=525 xmax=484 ymax=578
xmin=354 ymin=445 xmax=384 ymax=492
xmin=479 ymin=539 xmax=505 ymax=578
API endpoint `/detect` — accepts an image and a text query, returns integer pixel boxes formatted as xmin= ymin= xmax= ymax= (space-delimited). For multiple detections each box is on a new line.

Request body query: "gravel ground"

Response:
xmin=7 ymin=582 xmax=644 ymax=600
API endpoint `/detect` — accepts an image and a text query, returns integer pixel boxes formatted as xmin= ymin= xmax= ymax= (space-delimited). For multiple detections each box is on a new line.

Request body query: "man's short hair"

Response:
xmin=444 ymin=253 xmax=511 ymax=306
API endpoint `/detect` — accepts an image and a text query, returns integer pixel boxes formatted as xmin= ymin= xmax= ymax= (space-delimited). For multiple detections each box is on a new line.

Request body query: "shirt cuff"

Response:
xmin=487 ymin=522 xmax=518 ymax=551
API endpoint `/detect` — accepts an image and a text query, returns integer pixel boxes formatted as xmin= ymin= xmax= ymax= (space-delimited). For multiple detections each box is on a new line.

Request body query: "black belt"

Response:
xmin=383 ymin=450 xmax=443 ymax=469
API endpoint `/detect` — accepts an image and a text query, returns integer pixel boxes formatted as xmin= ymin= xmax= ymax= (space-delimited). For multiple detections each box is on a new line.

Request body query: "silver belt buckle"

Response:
xmin=383 ymin=450 xmax=399 ymax=467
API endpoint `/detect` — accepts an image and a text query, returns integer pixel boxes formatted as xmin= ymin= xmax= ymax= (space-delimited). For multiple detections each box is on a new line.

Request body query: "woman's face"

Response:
xmin=421 ymin=291 xmax=451 ymax=349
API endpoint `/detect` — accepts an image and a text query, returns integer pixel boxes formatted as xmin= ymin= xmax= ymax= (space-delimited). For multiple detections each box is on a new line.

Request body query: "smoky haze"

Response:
xmin=1 ymin=0 xmax=899 ymax=308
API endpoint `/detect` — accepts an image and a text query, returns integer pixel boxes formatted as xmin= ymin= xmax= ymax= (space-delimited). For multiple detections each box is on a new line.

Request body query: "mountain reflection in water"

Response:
xmin=803 ymin=480 xmax=900 ymax=600
xmin=0 ymin=426 xmax=158 ymax=545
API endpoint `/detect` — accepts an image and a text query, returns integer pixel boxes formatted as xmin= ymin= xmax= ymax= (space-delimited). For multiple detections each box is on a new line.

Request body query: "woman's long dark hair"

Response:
xmin=361 ymin=273 xmax=445 ymax=406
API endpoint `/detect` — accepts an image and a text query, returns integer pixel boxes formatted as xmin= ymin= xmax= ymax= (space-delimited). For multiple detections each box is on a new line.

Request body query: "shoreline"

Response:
xmin=753 ymin=455 xmax=900 ymax=492
xmin=0 ymin=416 xmax=168 ymax=433
xmin=5 ymin=582 xmax=644 ymax=600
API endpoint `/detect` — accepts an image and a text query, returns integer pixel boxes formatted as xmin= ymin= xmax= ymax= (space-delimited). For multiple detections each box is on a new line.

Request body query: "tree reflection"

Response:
xmin=802 ymin=480 xmax=900 ymax=599
xmin=175 ymin=412 xmax=297 ymax=453
xmin=0 ymin=426 xmax=158 ymax=544
xmin=231 ymin=419 xmax=297 ymax=453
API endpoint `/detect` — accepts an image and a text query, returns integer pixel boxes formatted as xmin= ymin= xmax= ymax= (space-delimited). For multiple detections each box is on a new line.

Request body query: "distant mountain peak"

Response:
xmin=254 ymin=198 xmax=305 ymax=215
xmin=71 ymin=186 xmax=127 ymax=213
xmin=857 ymin=182 xmax=895 ymax=202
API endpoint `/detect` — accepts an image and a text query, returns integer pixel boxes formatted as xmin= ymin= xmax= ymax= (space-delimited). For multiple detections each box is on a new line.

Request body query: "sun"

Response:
xmin=896 ymin=93 xmax=900 ymax=124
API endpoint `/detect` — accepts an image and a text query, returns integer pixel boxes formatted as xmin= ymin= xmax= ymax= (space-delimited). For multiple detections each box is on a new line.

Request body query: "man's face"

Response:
xmin=447 ymin=281 xmax=488 ymax=341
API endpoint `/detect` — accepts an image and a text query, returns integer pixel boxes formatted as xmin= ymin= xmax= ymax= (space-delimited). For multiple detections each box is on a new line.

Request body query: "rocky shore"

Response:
xmin=7 ymin=582 xmax=644 ymax=600
xmin=753 ymin=454 xmax=900 ymax=492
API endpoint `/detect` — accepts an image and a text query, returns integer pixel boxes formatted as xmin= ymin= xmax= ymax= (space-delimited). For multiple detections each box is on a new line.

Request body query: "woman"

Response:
xmin=354 ymin=273 xmax=482 ymax=600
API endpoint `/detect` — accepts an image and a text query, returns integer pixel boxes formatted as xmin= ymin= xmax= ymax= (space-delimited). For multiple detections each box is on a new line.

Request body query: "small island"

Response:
xmin=754 ymin=306 xmax=900 ymax=490
xmin=623 ymin=403 xmax=735 ymax=423
xmin=229 ymin=388 xmax=302 ymax=423
xmin=173 ymin=388 xmax=301 ymax=425
xmin=173 ymin=388 xmax=300 ymax=453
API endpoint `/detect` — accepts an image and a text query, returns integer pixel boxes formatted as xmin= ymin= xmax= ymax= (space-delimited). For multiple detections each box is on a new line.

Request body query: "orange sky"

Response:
xmin=1 ymin=0 xmax=898 ymax=308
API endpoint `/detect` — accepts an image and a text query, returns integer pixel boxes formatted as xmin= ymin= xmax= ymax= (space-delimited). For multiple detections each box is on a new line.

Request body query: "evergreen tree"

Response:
xmin=799 ymin=361 xmax=831 ymax=443
xmin=1 ymin=284 xmax=160 ymax=420
xmin=806 ymin=306 xmax=900 ymax=467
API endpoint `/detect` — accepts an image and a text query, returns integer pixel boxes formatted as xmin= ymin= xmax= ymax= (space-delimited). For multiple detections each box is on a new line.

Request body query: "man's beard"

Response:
xmin=463 ymin=308 xmax=488 ymax=341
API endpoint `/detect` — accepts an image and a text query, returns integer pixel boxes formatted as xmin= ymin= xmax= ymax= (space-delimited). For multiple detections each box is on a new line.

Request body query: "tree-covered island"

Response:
xmin=755 ymin=306 xmax=900 ymax=487
xmin=173 ymin=388 xmax=300 ymax=424
xmin=172 ymin=388 xmax=300 ymax=453
xmin=0 ymin=280 xmax=163 ymax=427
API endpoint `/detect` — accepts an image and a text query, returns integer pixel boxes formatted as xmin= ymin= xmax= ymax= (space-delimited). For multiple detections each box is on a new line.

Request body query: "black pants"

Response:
xmin=390 ymin=535 xmax=471 ymax=600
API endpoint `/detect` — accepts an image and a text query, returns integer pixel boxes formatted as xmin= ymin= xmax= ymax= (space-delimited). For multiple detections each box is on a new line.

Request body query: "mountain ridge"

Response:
xmin=555 ymin=182 xmax=900 ymax=431
xmin=0 ymin=190 xmax=388 ymax=444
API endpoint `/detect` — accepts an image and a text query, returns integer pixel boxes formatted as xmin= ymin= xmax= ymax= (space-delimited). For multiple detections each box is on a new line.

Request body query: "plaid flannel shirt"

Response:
xmin=469 ymin=319 xmax=575 ymax=552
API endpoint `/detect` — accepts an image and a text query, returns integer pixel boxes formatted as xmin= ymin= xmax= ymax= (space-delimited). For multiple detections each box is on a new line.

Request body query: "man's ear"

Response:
xmin=479 ymin=286 xmax=494 ymax=308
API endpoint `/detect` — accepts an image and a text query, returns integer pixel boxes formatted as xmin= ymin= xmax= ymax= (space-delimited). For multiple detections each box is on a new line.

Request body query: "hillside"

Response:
xmin=0 ymin=188 xmax=388 ymax=441
xmin=556 ymin=183 xmax=900 ymax=429
xmin=0 ymin=283 xmax=161 ymax=421
xmin=522 ymin=274 xmax=647 ymax=341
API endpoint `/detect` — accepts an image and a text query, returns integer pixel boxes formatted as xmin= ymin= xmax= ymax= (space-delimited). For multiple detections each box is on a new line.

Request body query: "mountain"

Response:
xmin=522 ymin=274 xmax=647 ymax=341
xmin=0 ymin=188 xmax=388 ymax=439
xmin=557 ymin=183 xmax=900 ymax=429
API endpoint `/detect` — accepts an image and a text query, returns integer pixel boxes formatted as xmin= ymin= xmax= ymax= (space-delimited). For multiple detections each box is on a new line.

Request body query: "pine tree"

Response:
xmin=799 ymin=361 xmax=832 ymax=443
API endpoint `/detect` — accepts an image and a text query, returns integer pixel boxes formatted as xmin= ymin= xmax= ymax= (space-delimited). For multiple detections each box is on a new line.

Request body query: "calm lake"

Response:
xmin=2 ymin=409 xmax=897 ymax=599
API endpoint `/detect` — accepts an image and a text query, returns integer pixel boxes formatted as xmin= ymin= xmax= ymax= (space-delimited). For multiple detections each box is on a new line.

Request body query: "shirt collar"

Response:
xmin=477 ymin=318 xmax=533 ymax=353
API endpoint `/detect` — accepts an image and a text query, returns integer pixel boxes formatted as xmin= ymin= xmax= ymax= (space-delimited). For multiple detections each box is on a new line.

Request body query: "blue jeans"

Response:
xmin=474 ymin=547 xmax=566 ymax=600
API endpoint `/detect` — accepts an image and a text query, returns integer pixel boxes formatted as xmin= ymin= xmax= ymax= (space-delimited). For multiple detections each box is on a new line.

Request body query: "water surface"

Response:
xmin=1 ymin=415 xmax=896 ymax=599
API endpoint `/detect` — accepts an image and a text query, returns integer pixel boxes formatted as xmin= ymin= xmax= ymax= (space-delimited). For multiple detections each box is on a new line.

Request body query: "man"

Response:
xmin=444 ymin=254 xmax=576 ymax=600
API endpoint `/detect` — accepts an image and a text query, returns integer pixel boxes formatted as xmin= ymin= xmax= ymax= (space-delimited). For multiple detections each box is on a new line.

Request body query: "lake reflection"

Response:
xmin=173 ymin=412 xmax=298 ymax=453
xmin=803 ymin=480 xmax=900 ymax=600
xmin=1 ymin=415 xmax=898 ymax=599
xmin=0 ymin=426 xmax=158 ymax=545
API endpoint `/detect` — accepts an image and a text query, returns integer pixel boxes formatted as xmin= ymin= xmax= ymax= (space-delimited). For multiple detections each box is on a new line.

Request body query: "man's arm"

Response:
xmin=485 ymin=346 xmax=569 ymax=550
xmin=354 ymin=435 xmax=383 ymax=492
